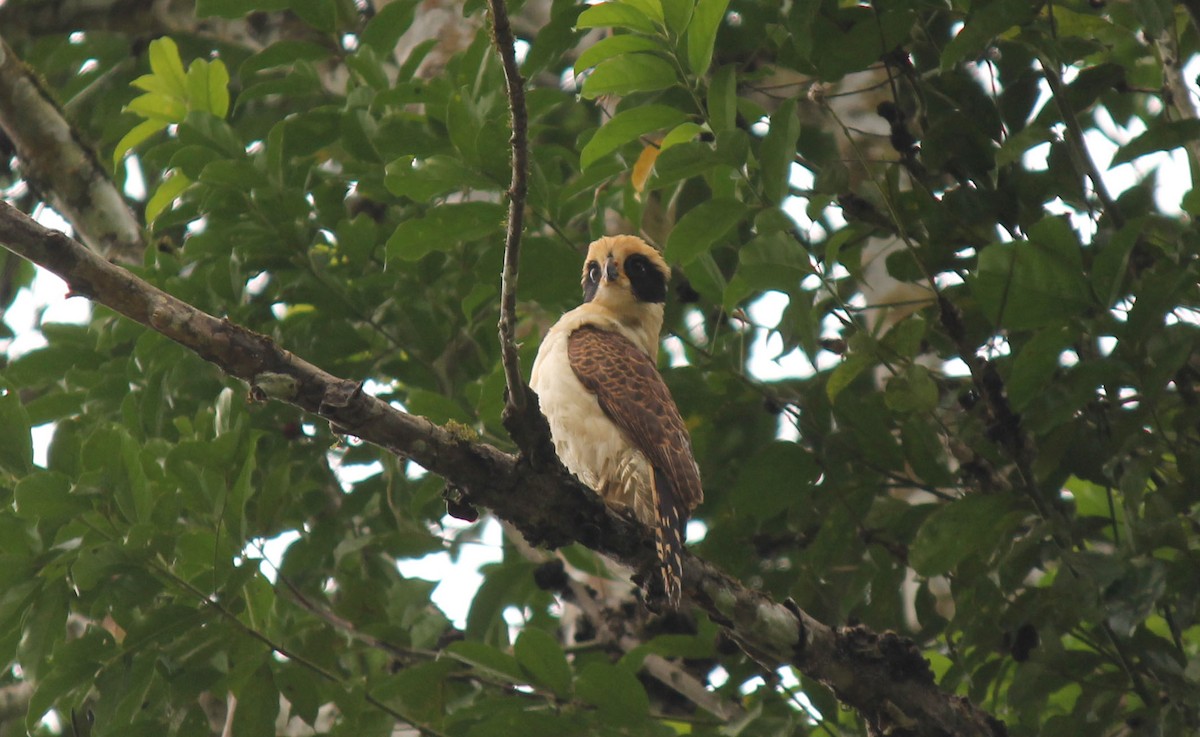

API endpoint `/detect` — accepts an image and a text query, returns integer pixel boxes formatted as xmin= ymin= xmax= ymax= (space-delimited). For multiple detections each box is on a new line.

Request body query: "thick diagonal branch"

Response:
xmin=0 ymin=201 xmax=1004 ymax=737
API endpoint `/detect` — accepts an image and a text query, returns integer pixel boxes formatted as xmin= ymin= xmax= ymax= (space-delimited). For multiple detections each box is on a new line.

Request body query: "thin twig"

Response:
xmin=0 ymin=200 xmax=1006 ymax=737
xmin=1037 ymin=56 xmax=1125 ymax=228
xmin=153 ymin=557 xmax=452 ymax=737
xmin=488 ymin=0 xmax=530 ymax=416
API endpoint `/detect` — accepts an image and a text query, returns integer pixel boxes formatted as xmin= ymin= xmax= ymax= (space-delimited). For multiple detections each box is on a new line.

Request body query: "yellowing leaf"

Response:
xmin=631 ymin=144 xmax=660 ymax=194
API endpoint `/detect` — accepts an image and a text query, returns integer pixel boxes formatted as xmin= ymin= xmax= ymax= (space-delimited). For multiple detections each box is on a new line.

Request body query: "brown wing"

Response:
xmin=568 ymin=325 xmax=701 ymax=606
xmin=567 ymin=325 xmax=702 ymax=511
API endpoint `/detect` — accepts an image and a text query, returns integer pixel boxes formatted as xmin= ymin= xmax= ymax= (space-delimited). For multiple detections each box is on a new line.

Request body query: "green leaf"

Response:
xmin=147 ymin=37 xmax=188 ymax=99
xmin=180 ymin=111 xmax=245 ymax=158
xmin=26 ymin=633 xmax=108 ymax=733
xmin=731 ymin=442 xmax=818 ymax=518
xmin=274 ymin=664 xmax=322 ymax=727
xmin=883 ymin=364 xmax=938 ymax=413
xmin=686 ymin=0 xmax=731 ymax=75
xmin=1104 ymin=559 xmax=1167 ymax=636
xmin=1131 ymin=0 xmax=1173 ymax=37
xmin=289 ymin=0 xmax=336 ymax=32
xmin=446 ymin=640 xmax=526 ymax=684
xmin=70 ymin=543 xmax=124 ymax=592
xmin=125 ymin=92 xmax=187 ymax=123
xmin=580 ymin=105 xmax=690 ymax=169
xmin=121 ymin=430 xmax=151 ymax=524
xmin=384 ymin=156 xmax=494 ymax=201
xmin=995 ymin=124 xmax=1052 ymax=167
xmin=281 ymin=108 xmax=341 ymax=158
xmin=706 ymin=64 xmax=737 ymax=134
xmin=335 ymin=213 xmax=380 ymax=266
xmin=386 ymin=202 xmax=504 ymax=261
xmin=240 ymin=40 xmax=332 ymax=77
xmin=13 ymin=472 xmax=84 ymax=521
xmin=576 ymin=2 xmax=657 ymax=34
xmin=680 ymin=252 xmax=727 ymax=302
xmin=644 ymin=140 xmax=725 ymax=189
xmin=1111 ymin=120 xmax=1200 ymax=166
xmin=373 ymin=659 xmax=458 ymax=725
xmin=622 ymin=622 xmax=718 ymax=666
xmin=826 ymin=352 xmax=872 ymax=403
xmin=361 ymin=0 xmax=419 ymax=51
xmin=736 ymin=232 xmax=812 ymax=293
xmin=6 ymin=343 xmax=103 ymax=387
xmin=514 ymin=628 xmax=573 ymax=699
xmin=575 ymin=662 xmax=649 ymax=726
xmin=113 ymin=119 xmax=168 ymax=166
xmin=574 ymin=35 xmax=662 ymax=74
xmin=232 ymin=665 xmax=279 ymax=736
xmin=524 ymin=2 xmax=587 ymax=75
xmin=228 ymin=431 xmax=259 ymax=536
xmin=760 ymin=98 xmax=800 ymax=204
xmin=23 ymin=391 xmax=86 ymax=427
xmin=1091 ymin=219 xmax=1139 ymax=307
xmin=580 ymin=54 xmax=677 ymax=99
xmin=662 ymin=0 xmax=694 ymax=36
xmin=664 ymin=198 xmax=747 ymax=264
xmin=1007 ymin=326 xmax=1070 ymax=412
xmin=661 ymin=121 xmax=704 ymax=151
xmin=940 ymin=0 xmax=1034 ymax=71
xmin=621 ymin=0 xmax=664 ymax=25
xmin=404 ymin=389 xmax=472 ymax=424
xmin=970 ymin=222 xmax=1093 ymax=330
xmin=0 ymin=390 xmax=33 ymax=475
xmin=910 ymin=495 xmax=1024 ymax=576
xmin=185 ymin=58 xmax=231 ymax=118
xmin=900 ymin=416 xmax=953 ymax=487
xmin=146 ymin=170 xmax=192 ymax=224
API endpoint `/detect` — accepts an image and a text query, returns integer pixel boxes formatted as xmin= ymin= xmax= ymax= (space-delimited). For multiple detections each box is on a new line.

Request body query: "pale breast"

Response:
xmin=530 ymin=323 xmax=655 ymax=526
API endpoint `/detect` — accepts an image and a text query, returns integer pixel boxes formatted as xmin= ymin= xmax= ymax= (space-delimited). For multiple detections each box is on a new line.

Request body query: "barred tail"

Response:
xmin=653 ymin=469 xmax=687 ymax=608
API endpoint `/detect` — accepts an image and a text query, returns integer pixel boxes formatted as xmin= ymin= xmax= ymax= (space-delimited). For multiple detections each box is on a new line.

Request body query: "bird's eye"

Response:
xmin=586 ymin=261 xmax=601 ymax=283
xmin=626 ymin=259 xmax=645 ymax=274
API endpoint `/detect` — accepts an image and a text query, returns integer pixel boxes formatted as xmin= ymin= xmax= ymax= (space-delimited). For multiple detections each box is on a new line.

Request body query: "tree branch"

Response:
xmin=486 ymin=0 xmax=550 ymax=463
xmin=1154 ymin=24 xmax=1200 ymax=177
xmin=1038 ymin=55 xmax=1125 ymax=228
xmin=0 ymin=201 xmax=1005 ymax=737
xmin=0 ymin=34 xmax=144 ymax=263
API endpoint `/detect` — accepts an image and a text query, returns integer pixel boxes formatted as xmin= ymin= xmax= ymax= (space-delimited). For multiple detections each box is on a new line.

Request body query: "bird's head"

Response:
xmin=580 ymin=235 xmax=670 ymax=314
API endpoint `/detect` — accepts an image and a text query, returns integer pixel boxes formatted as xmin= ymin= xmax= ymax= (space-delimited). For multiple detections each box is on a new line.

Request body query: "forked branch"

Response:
xmin=0 ymin=200 xmax=1004 ymax=737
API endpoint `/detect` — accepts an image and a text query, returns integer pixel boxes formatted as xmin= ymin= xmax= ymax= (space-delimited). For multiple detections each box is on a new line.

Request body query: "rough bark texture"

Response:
xmin=0 ymin=200 xmax=1005 ymax=737
xmin=0 ymin=35 xmax=144 ymax=263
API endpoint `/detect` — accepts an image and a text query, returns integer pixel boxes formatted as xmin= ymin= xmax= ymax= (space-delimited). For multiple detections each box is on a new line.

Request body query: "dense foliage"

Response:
xmin=1 ymin=0 xmax=1199 ymax=734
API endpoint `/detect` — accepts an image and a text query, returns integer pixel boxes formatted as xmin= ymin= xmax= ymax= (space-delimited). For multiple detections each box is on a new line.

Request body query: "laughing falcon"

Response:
xmin=530 ymin=235 xmax=703 ymax=607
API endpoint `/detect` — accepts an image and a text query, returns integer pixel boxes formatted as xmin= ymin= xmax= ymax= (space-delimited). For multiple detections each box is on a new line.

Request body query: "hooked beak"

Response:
xmin=603 ymin=256 xmax=619 ymax=283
